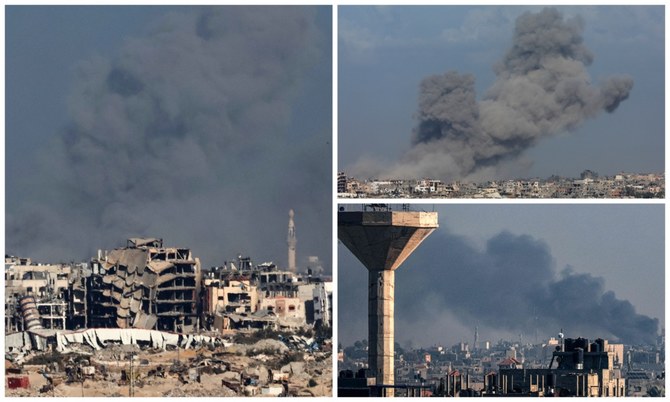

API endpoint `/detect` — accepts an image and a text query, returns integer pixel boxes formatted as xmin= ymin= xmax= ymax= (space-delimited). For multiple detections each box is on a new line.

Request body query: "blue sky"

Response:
xmin=339 ymin=6 xmax=664 ymax=180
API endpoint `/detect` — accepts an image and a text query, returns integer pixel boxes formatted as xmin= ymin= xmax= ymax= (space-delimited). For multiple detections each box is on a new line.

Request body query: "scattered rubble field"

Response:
xmin=6 ymin=334 xmax=332 ymax=397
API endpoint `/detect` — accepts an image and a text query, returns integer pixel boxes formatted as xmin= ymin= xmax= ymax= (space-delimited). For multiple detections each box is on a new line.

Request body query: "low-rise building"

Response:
xmin=496 ymin=337 xmax=626 ymax=397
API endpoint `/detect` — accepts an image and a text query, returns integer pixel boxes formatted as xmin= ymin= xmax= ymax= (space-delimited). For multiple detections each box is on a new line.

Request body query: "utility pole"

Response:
xmin=128 ymin=354 xmax=131 ymax=397
xmin=128 ymin=353 xmax=134 ymax=397
xmin=78 ymin=359 xmax=84 ymax=397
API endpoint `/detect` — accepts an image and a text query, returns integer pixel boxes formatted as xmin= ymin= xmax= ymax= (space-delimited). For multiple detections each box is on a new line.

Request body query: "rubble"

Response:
xmin=5 ymin=330 xmax=332 ymax=397
xmin=5 ymin=234 xmax=332 ymax=397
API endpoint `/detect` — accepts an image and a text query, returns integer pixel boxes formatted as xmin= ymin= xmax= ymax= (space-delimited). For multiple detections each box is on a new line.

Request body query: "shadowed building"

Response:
xmin=493 ymin=337 xmax=626 ymax=397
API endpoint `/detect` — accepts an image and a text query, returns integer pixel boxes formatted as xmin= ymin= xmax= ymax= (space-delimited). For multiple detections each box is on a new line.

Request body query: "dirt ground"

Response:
xmin=6 ymin=345 xmax=332 ymax=397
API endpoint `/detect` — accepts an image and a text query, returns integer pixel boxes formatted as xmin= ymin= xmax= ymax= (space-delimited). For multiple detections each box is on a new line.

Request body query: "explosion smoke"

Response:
xmin=7 ymin=7 xmax=331 ymax=268
xmin=394 ymin=8 xmax=633 ymax=180
xmin=340 ymin=227 xmax=659 ymax=346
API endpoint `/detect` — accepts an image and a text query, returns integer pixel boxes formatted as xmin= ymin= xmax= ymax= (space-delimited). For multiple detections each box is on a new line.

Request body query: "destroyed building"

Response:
xmin=204 ymin=277 xmax=258 ymax=315
xmin=6 ymin=238 xmax=331 ymax=337
xmin=5 ymin=256 xmax=88 ymax=332
xmin=88 ymin=238 xmax=202 ymax=332
xmin=201 ymin=256 xmax=332 ymax=333
xmin=5 ymin=235 xmax=333 ymax=398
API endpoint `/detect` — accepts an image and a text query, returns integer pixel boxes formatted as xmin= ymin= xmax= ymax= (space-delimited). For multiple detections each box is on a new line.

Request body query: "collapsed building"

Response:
xmin=6 ymin=237 xmax=331 ymax=339
xmin=5 ymin=256 xmax=88 ymax=332
xmin=88 ymin=238 xmax=201 ymax=332
xmin=5 ymin=232 xmax=333 ymax=397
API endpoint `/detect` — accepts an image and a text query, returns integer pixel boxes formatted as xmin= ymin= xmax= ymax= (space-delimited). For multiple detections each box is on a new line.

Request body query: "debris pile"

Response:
xmin=5 ymin=329 xmax=332 ymax=397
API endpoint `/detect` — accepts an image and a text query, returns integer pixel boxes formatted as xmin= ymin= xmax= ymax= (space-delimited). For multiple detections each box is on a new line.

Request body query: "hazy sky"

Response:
xmin=338 ymin=204 xmax=664 ymax=347
xmin=339 ymin=6 xmax=664 ymax=181
xmin=6 ymin=6 xmax=332 ymax=271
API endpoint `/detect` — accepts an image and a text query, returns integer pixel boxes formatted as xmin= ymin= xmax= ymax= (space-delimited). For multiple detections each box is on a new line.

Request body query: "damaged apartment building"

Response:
xmin=88 ymin=238 xmax=201 ymax=332
xmin=6 ymin=237 xmax=201 ymax=335
xmin=202 ymin=257 xmax=332 ymax=333
xmin=5 ymin=256 xmax=89 ymax=332
xmin=6 ymin=237 xmax=331 ymax=338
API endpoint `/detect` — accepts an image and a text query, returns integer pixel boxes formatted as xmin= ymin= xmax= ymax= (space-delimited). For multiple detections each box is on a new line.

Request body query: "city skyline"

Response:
xmin=6 ymin=6 xmax=332 ymax=271
xmin=339 ymin=204 xmax=664 ymax=348
xmin=339 ymin=6 xmax=664 ymax=182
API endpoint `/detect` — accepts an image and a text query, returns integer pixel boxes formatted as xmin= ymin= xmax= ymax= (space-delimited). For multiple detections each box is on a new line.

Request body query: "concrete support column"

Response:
xmin=368 ymin=269 xmax=395 ymax=397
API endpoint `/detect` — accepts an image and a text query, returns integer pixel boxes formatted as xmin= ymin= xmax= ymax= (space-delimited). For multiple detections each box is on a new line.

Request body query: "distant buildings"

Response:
xmin=496 ymin=337 xmax=626 ymax=397
xmin=337 ymin=171 xmax=664 ymax=199
xmin=339 ymin=333 xmax=664 ymax=397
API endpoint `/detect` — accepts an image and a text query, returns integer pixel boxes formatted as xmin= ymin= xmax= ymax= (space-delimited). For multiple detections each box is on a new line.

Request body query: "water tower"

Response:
xmin=339 ymin=205 xmax=438 ymax=396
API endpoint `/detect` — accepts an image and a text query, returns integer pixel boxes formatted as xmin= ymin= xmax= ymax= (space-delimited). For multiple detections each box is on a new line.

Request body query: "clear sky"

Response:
xmin=338 ymin=204 xmax=664 ymax=348
xmin=339 ymin=6 xmax=664 ymax=181
xmin=6 ymin=6 xmax=332 ymax=272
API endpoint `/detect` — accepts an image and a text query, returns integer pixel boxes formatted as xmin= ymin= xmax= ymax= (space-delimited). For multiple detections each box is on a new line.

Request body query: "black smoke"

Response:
xmin=6 ymin=7 xmax=331 ymax=270
xmin=391 ymin=8 xmax=633 ymax=180
xmin=339 ymin=227 xmax=658 ymax=346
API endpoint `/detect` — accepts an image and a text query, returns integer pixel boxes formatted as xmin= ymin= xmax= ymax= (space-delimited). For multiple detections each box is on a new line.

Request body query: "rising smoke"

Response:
xmin=6 ymin=7 xmax=331 ymax=269
xmin=388 ymin=8 xmax=633 ymax=180
xmin=339 ymin=227 xmax=659 ymax=346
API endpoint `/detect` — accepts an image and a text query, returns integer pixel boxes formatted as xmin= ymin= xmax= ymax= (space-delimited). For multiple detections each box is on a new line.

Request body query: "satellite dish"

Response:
xmin=558 ymin=332 xmax=564 ymax=339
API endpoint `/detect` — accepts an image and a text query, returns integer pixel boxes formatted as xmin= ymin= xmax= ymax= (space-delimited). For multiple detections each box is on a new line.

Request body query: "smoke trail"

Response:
xmin=339 ymin=228 xmax=659 ymax=346
xmin=6 ymin=7 xmax=331 ymax=269
xmin=391 ymin=8 xmax=633 ymax=180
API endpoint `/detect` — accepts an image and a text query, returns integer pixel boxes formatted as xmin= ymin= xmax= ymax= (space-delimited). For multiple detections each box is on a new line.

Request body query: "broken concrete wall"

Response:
xmin=4 ymin=328 xmax=217 ymax=354
xmin=259 ymin=297 xmax=304 ymax=321
xmin=54 ymin=328 xmax=214 ymax=351
xmin=5 ymin=261 xmax=76 ymax=332
xmin=312 ymin=281 xmax=332 ymax=328
xmin=204 ymin=279 xmax=258 ymax=315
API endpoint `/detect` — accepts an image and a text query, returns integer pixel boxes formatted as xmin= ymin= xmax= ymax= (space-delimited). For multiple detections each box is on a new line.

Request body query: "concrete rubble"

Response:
xmin=5 ymin=328 xmax=332 ymax=397
xmin=5 ymin=235 xmax=332 ymax=397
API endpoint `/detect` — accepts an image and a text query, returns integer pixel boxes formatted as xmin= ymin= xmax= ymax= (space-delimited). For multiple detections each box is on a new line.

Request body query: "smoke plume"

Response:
xmin=389 ymin=8 xmax=633 ymax=180
xmin=339 ymin=228 xmax=659 ymax=346
xmin=6 ymin=7 xmax=331 ymax=270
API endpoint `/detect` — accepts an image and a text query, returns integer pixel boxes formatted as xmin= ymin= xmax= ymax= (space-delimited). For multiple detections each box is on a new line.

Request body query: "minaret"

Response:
xmin=287 ymin=209 xmax=297 ymax=273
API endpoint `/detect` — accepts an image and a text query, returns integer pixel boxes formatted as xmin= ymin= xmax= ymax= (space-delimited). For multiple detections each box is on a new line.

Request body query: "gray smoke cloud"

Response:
xmin=6 ymin=7 xmax=331 ymax=270
xmin=386 ymin=8 xmax=633 ymax=180
xmin=339 ymin=228 xmax=658 ymax=346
